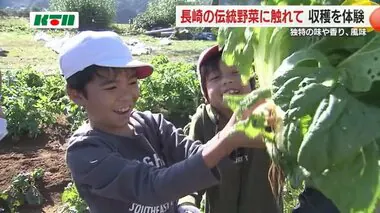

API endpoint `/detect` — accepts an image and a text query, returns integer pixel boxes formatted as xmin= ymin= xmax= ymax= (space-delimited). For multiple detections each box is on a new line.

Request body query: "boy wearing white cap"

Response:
xmin=59 ymin=31 xmax=268 ymax=213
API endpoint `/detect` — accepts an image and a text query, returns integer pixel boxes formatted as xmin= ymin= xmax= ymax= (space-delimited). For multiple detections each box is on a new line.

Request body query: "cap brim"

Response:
xmin=197 ymin=45 xmax=223 ymax=73
xmin=95 ymin=58 xmax=153 ymax=79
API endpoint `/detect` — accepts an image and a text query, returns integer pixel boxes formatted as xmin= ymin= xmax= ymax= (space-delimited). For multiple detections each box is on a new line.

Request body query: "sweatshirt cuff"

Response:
xmin=187 ymin=152 xmax=221 ymax=188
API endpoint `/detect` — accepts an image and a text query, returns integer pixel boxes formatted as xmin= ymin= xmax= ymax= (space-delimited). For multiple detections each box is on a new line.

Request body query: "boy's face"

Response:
xmin=68 ymin=67 xmax=139 ymax=134
xmin=205 ymin=60 xmax=251 ymax=117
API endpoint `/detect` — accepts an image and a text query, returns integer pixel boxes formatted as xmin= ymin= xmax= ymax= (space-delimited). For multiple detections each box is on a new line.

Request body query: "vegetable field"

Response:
xmin=0 ymin=17 xmax=213 ymax=212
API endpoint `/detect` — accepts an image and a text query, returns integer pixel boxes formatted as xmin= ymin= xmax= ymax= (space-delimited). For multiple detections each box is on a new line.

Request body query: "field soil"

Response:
xmin=0 ymin=126 xmax=72 ymax=213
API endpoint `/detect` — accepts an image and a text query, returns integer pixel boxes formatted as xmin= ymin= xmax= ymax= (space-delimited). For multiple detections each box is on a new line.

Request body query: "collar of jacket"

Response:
xmin=205 ymin=104 xmax=220 ymax=131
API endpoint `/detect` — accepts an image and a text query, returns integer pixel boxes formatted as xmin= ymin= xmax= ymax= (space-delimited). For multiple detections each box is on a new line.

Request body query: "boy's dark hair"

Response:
xmin=66 ymin=65 xmax=120 ymax=98
xmin=66 ymin=65 xmax=100 ymax=98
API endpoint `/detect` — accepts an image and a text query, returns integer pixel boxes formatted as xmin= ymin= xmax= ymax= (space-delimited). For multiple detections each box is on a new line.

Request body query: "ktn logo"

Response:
xmin=30 ymin=12 xmax=79 ymax=28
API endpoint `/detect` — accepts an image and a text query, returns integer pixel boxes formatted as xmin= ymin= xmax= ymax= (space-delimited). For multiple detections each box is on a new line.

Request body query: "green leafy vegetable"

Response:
xmin=0 ymin=168 xmax=45 ymax=212
xmin=224 ymin=88 xmax=274 ymax=141
xmin=337 ymin=34 xmax=380 ymax=92
xmin=310 ymin=142 xmax=380 ymax=213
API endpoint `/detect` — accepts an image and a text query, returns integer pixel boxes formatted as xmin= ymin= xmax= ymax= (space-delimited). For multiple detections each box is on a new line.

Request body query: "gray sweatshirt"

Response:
xmin=65 ymin=110 xmax=221 ymax=213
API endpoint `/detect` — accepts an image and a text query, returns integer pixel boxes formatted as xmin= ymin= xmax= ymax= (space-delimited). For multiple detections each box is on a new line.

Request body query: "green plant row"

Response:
xmin=2 ymin=66 xmax=85 ymax=139
xmin=0 ymin=168 xmax=45 ymax=213
xmin=49 ymin=0 xmax=116 ymax=30
xmin=1 ymin=55 xmax=201 ymax=139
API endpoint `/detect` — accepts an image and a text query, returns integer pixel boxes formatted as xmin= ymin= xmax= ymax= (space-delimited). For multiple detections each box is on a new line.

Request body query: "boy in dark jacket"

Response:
xmin=178 ymin=45 xmax=282 ymax=213
xmin=60 ymin=31 xmax=267 ymax=213
xmin=180 ymin=45 xmax=341 ymax=213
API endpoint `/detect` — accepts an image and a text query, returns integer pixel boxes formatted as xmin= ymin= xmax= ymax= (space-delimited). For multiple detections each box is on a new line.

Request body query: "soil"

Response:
xmin=0 ymin=124 xmax=73 ymax=213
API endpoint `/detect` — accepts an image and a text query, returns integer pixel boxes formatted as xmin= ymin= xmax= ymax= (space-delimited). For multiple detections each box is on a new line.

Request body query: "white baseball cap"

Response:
xmin=59 ymin=31 xmax=153 ymax=79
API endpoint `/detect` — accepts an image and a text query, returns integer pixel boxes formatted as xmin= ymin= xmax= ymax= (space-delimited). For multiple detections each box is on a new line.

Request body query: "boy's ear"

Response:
xmin=66 ymin=85 xmax=86 ymax=107
xmin=204 ymin=97 xmax=209 ymax=104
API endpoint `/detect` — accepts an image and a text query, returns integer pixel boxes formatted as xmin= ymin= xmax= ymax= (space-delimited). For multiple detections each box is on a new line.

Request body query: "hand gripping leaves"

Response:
xmin=219 ymin=0 xmax=380 ymax=212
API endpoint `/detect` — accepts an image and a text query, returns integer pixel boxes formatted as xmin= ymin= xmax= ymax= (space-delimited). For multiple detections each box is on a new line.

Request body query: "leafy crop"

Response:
xmin=219 ymin=0 xmax=380 ymax=212
xmin=136 ymin=55 xmax=202 ymax=128
xmin=60 ymin=182 xmax=88 ymax=213
xmin=49 ymin=0 xmax=116 ymax=30
xmin=1 ymin=59 xmax=198 ymax=139
xmin=1 ymin=67 xmax=86 ymax=139
xmin=2 ymin=68 xmax=63 ymax=138
xmin=133 ymin=0 xmax=203 ymax=30
xmin=0 ymin=168 xmax=45 ymax=213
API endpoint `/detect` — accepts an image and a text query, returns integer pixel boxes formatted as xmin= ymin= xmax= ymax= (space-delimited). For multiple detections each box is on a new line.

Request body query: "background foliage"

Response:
xmin=49 ymin=0 xmax=116 ymax=30
xmin=136 ymin=55 xmax=202 ymax=128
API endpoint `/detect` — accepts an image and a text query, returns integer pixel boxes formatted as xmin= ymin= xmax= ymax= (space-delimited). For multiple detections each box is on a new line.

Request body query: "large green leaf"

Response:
xmin=297 ymin=86 xmax=348 ymax=174
xmin=307 ymin=33 xmax=375 ymax=66
xmin=221 ymin=28 xmax=246 ymax=67
xmin=327 ymin=95 xmax=380 ymax=167
xmin=337 ymin=33 xmax=380 ymax=92
xmin=310 ymin=142 xmax=380 ymax=213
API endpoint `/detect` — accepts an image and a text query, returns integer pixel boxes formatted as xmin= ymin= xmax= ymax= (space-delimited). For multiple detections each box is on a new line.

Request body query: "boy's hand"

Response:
xmin=201 ymin=99 xmax=274 ymax=169
xmin=221 ymin=99 xmax=273 ymax=150
xmin=222 ymin=128 xmax=265 ymax=149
